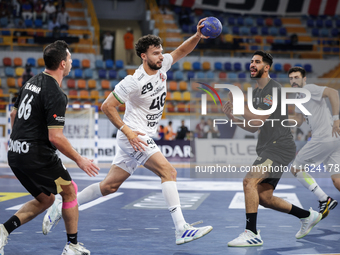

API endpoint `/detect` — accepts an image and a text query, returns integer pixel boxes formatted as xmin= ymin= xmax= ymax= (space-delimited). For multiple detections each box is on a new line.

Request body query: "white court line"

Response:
xmin=10 ymin=232 xmax=23 ymax=234
xmin=278 ymin=226 xmax=293 ymax=228
xmin=118 ymin=228 xmax=132 ymax=231
xmin=225 ymin=226 xmax=239 ymax=228
xmin=332 ymin=225 xmax=340 ymax=227
xmin=145 ymin=228 xmax=159 ymax=230
xmin=91 ymin=229 xmax=106 ymax=231
xmin=79 ymin=192 xmax=123 ymax=211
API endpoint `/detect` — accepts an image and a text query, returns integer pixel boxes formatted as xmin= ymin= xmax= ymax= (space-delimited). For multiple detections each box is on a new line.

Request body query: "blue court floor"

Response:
xmin=0 ymin=165 xmax=339 ymax=255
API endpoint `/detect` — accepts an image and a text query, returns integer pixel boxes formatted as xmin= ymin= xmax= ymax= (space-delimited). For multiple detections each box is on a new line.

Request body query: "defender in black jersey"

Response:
xmin=0 ymin=40 xmax=99 ymax=255
xmin=224 ymin=51 xmax=322 ymax=247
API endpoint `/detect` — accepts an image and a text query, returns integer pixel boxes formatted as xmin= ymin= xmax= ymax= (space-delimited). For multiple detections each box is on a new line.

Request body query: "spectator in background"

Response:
xmin=21 ymin=0 xmax=33 ymax=20
xmin=102 ymin=31 xmax=114 ymax=61
xmin=158 ymin=125 xmax=164 ymax=140
xmin=195 ymin=117 xmax=205 ymax=138
xmin=12 ymin=0 xmax=21 ymax=18
xmin=22 ymin=64 xmax=34 ymax=85
xmin=48 ymin=15 xmax=60 ymax=31
xmin=178 ymin=7 xmax=190 ymax=28
xmin=176 ymin=120 xmax=189 ymax=140
xmin=33 ymin=0 xmax=46 ymax=22
xmin=164 ymin=121 xmax=176 ymax=141
xmin=123 ymin=27 xmax=134 ymax=65
xmin=203 ymin=118 xmax=220 ymax=138
xmin=44 ymin=1 xmax=56 ymax=20
xmin=57 ymin=7 xmax=69 ymax=30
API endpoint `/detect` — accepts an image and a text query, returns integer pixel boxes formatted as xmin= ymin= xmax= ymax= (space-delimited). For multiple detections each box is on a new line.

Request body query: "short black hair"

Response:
xmin=135 ymin=35 xmax=162 ymax=58
xmin=288 ymin=66 xmax=306 ymax=78
xmin=43 ymin=40 xmax=69 ymax=71
xmin=252 ymin=50 xmax=273 ymax=67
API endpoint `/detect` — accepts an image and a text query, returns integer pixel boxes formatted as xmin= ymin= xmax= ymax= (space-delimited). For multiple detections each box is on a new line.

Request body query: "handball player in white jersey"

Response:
xmin=43 ymin=18 xmax=213 ymax=245
xmin=288 ymin=66 xmax=340 ymax=219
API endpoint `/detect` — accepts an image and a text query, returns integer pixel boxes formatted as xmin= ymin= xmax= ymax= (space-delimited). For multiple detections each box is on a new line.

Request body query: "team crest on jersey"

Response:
xmin=53 ymin=114 xmax=65 ymax=122
xmin=160 ymin=73 xmax=165 ymax=82
xmin=263 ymin=94 xmax=273 ymax=106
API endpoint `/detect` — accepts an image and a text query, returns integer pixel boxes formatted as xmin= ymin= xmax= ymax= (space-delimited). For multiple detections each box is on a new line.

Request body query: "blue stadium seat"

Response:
xmin=5 ymin=67 xmax=14 ymax=77
xmin=323 ymin=46 xmax=331 ymax=53
xmin=274 ymin=63 xmax=282 ymax=72
xmin=316 ymin=19 xmax=323 ymax=28
xmin=171 ymin=62 xmax=180 ymax=71
xmin=332 ymin=47 xmax=340 ymax=53
xmin=228 ymin=17 xmax=235 ymax=26
xmin=237 ymin=17 xmax=244 ymax=26
xmin=27 ymin=58 xmax=36 ymax=67
xmin=74 ymin=69 xmax=83 ymax=78
xmin=240 ymin=26 xmax=250 ymax=35
xmin=196 ymin=71 xmax=205 ymax=79
xmin=224 ymin=62 xmax=232 ymax=71
xmin=35 ymin=19 xmax=42 ymax=28
xmin=95 ymin=59 xmax=104 ymax=69
xmin=98 ymin=69 xmax=107 ymax=79
xmin=111 ymin=80 xmax=119 ymax=89
xmin=294 ymin=63 xmax=303 ymax=67
xmin=192 ymin=62 xmax=201 ymax=71
xmin=167 ymin=70 xmax=173 ymax=80
xmin=320 ymin=28 xmax=329 ymax=37
xmin=106 ymin=59 xmax=114 ymax=69
xmin=270 ymin=73 xmax=277 ymax=79
xmin=250 ymin=45 xmax=259 ymax=51
xmin=182 ymin=24 xmax=190 ymax=33
xmin=336 ymin=19 xmax=340 ymax=27
xmin=279 ymin=27 xmax=287 ymax=36
xmin=206 ymin=71 xmax=215 ymax=79
xmin=245 ymin=17 xmax=253 ymax=26
xmin=174 ymin=70 xmax=184 ymax=80
xmin=109 ymin=69 xmax=117 ymax=79
xmin=238 ymin=72 xmax=246 ymax=79
xmin=232 ymin=26 xmax=239 ymax=35
xmin=250 ymin=27 xmax=258 ymax=35
xmin=278 ymin=73 xmax=286 ymax=79
xmin=190 ymin=25 xmax=196 ymax=33
xmin=312 ymin=28 xmax=319 ymax=37
xmin=261 ymin=27 xmax=268 ymax=35
xmin=0 ymin=17 xmax=8 ymax=28
xmin=307 ymin=19 xmax=314 ymax=28
xmin=84 ymin=68 xmax=93 ymax=79
xmin=304 ymin=64 xmax=312 ymax=73
xmin=228 ymin=72 xmax=237 ymax=79
xmin=331 ymin=28 xmax=339 ymax=37
xmin=274 ymin=18 xmax=282 ymax=26
xmin=256 ymin=17 xmax=264 ymax=26
xmin=244 ymin=63 xmax=250 ymax=71
xmin=187 ymin=71 xmax=194 ymax=80
xmin=325 ymin=19 xmax=333 ymax=28
xmin=31 ymin=67 xmax=38 ymax=75
xmin=117 ymin=69 xmax=127 ymax=80
xmin=233 ymin=62 xmax=242 ymax=71
xmin=269 ymin=27 xmax=278 ymax=36
xmin=72 ymin=59 xmax=80 ymax=68
xmin=115 ymin=60 xmax=124 ymax=69
xmin=24 ymin=19 xmax=33 ymax=28
xmin=214 ymin=62 xmax=222 ymax=71
xmin=222 ymin=26 xmax=228 ymax=34
xmin=2 ymin=30 xmax=10 ymax=35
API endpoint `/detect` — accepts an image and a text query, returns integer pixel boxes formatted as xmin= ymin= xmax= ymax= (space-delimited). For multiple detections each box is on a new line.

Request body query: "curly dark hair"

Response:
xmin=43 ymin=40 xmax=69 ymax=71
xmin=135 ymin=35 xmax=163 ymax=58
xmin=288 ymin=67 xmax=306 ymax=78
xmin=253 ymin=50 xmax=273 ymax=67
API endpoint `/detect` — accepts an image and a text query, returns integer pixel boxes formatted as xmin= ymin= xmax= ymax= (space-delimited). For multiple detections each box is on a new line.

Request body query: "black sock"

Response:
xmin=67 ymin=232 xmax=78 ymax=244
xmin=245 ymin=213 xmax=257 ymax=235
xmin=3 ymin=215 xmax=21 ymax=234
xmin=289 ymin=205 xmax=310 ymax=219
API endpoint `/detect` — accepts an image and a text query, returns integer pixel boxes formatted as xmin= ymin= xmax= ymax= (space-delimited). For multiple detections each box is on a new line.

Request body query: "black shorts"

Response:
xmin=8 ymin=148 xmax=72 ymax=198
xmin=253 ymin=144 xmax=295 ymax=189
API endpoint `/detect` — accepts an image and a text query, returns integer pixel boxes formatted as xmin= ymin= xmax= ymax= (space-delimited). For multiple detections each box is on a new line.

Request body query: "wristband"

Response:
xmin=333 ymin=115 xmax=339 ymax=121
xmin=119 ymin=124 xmax=125 ymax=131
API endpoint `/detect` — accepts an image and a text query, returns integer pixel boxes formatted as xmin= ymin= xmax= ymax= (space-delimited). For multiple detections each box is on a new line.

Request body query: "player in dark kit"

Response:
xmin=223 ymin=51 xmax=322 ymax=247
xmin=0 ymin=40 xmax=99 ymax=255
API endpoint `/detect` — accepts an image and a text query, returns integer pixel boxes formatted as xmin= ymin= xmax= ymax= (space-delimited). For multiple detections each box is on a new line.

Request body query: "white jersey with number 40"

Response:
xmin=114 ymin=53 xmax=173 ymax=137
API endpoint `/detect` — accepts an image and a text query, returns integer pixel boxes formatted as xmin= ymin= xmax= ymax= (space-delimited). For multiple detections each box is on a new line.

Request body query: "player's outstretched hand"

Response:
xmin=128 ymin=131 xmax=148 ymax=152
xmin=77 ymin=157 xmax=100 ymax=177
xmin=196 ymin=18 xmax=209 ymax=39
xmin=222 ymin=101 xmax=234 ymax=120
xmin=332 ymin=119 xmax=340 ymax=138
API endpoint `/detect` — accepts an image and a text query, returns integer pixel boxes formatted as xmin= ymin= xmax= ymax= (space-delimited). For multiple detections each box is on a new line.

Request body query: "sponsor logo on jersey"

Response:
xmin=147 ymin=121 xmax=158 ymax=127
xmin=160 ymin=73 xmax=165 ymax=82
xmin=150 ymin=85 xmax=165 ymax=97
xmin=8 ymin=139 xmax=30 ymax=154
xmin=24 ymin=83 xmax=41 ymax=94
xmin=146 ymin=111 xmax=163 ymax=121
xmin=138 ymin=73 xmax=144 ymax=81
xmin=263 ymin=94 xmax=273 ymax=106
xmin=53 ymin=114 xmax=65 ymax=122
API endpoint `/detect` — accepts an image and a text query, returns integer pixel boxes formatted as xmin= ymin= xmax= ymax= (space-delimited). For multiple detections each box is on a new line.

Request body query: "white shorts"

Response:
xmin=112 ymin=131 xmax=160 ymax=175
xmin=292 ymin=139 xmax=340 ymax=175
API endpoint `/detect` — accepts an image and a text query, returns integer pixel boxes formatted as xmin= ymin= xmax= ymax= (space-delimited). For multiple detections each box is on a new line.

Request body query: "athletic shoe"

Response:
xmin=42 ymin=198 xmax=62 ymax=235
xmin=175 ymin=221 xmax=213 ymax=245
xmin=228 ymin=229 xmax=263 ymax=247
xmin=0 ymin=224 xmax=8 ymax=250
xmin=295 ymin=208 xmax=322 ymax=239
xmin=61 ymin=242 xmax=90 ymax=255
xmin=319 ymin=196 xmax=338 ymax=219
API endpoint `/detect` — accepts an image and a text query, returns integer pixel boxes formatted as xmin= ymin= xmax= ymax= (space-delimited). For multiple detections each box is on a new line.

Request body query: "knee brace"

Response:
xmin=62 ymin=180 xmax=78 ymax=209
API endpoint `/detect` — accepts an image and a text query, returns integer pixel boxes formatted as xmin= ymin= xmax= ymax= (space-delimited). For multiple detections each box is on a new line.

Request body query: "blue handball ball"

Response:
xmin=201 ymin=17 xmax=222 ymax=38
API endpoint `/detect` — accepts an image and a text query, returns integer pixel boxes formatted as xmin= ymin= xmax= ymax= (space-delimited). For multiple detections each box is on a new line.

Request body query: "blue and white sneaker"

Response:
xmin=228 ymin=230 xmax=263 ymax=247
xmin=175 ymin=221 xmax=213 ymax=245
xmin=0 ymin=224 xmax=8 ymax=251
xmin=43 ymin=198 xmax=62 ymax=235
xmin=295 ymin=208 xmax=322 ymax=239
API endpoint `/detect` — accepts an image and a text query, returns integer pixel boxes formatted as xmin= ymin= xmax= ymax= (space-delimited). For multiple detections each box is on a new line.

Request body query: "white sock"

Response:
xmin=162 ymin=181 xmax=186 ymax=231
xmin=77 ymin=182 xmax=103 ymax=205
xmin=295 ymin=171 xmax=328 ymax=201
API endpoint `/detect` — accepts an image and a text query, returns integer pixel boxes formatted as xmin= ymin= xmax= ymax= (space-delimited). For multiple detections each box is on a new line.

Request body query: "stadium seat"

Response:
xmin=316 ymin=19 xmax=323 ymax=28
xmin=177 ymin=102 xmax=186 ymax=113
xmin=187 ymin=71 xmax=195 ymax=80
xmin=172 ymin=91 xmax=182 ymax=101
xmin=27 ymin=58 xmax=36 ymax=67
xmin=323 ymin=46 xmax=331 ymax=53
xmin=274 ymin=63 xmax=282 ymax=72
xmin=88 ymin=79 xmax=97 ymax=89
xmin=169 ymin=81 xmax=177 ymax=91
xmin=256 ymin=17 xmax=264 ymax=26
xmin=312 ymin=28 xmax=319 ymax=37
xmin=109 ymin=69 xmax=117 ymax=79
xmin=174 ymin=70 xmax=184 ymax=81
xmin=167 ymin=101 xmax=175 ymax=112
xmin=270 ymin=73 xmax=277 ymax=79
xmin=332 ymin=47 xmax=340 ymax=53
xmin=183 ymin=91 xmax=190 ymax=101
xmin=101 ymin=80 xmax=110 ymax=90
xmin=15 ymin=67 xmax=24 ymax=76
xmin=167 ymin=70 xmax=173 ymax=80
xmin=82 ymin=59 xmax=90 ymax=68
xmin=127 ymin=69 xmax=134 ymax=75
xmin=284 ymin=83 xmax=291 ymax=88
xmin=320 ymin=28 xmax=329 ymax=37
xmin=266 ymin=36 xmax=274 ymax=44
xmin=307 ymin=19 xmax=314 ymax=28
xmin=261 ymin=27 xmax=268 ymax=35
xmin=3 ymin=57 xmax=11 ymax=66
xmin=196 ymin=71 xmax=205 ymax=79
xmin=105 ymin=59 xmax=114 ymax=69
xmin=278 ymin=73 xmax=286 ymax=79
xmin=244 ymin=63 xmax=250 ymax=71
xmin=77 ymin=79 xmax=86 ymax=89
xmin=325 ymin=19 xmax=333 ymax=28
xmin=98 ymin=69 xmax=107 ymax=79
xmin=219 ymin=72 xmax=227 ymax=79
xmin=95 ymin=59 xmax=104 ymax=69
xmin=228 ymin=72 xmax=237 ymax=79
xmin=269 ymin=27 xmax=279 ymax=36
xmin=171 ymin=62 xmax=180 ymax=71
xmin=5 ymin=67 xmax=15 ymax=77
xmin=24 ymin=19 xmax=33 ymax=28
xmin=79 ymin=90 xmax=89 ymax=99
xmin=179 ymin=81 xmax=188 ymax=91
xmin=192 ymin=62 xmax=201 ymax=71
xmin=181 ymin=24 xmax=190 ymax=33
xmin=224 ymin=62 xmax=232 ymax=71
xmin=0 ymin=17 xmax=8 ymax=28
xmin=190 ymin=25 xmax=197 ymax=33
xmin=17 ymin=77 xmax=23 ymax=87
xmin=294 ymin=63 xmax=303 ymax=67
xmin=202 ymin=62 xmax=210 ymax=70
xmin=336 ymin=19 xmax=340 ymax=27
xmin=35 ymin=19 xmax=42 ymax=28
xmin=104 ymin=90 xmax=111 ymax=98
xmin=265 ymin=18 xmax=273 ymax=26
xmin=238 ymin=72 xmax=246 ymax=79
xmin=222 ymin=26 xmax=228 ymax=34
xmin=117 ymin=69 xmax=127 ymax=80
xmin=67 ymin=79 xmax=76 ymax=89
xmin=245 ymin=17 xmax=253 ymax=26
xmin=250 ymin=27 xmax=258 ymax=35
xmin=206 ymin=71 xmax=215 ymax=79
xmin=240 ymin=26 xmax=250 ymax=35
xmin=183 ymin=61 xmax=192 ymax=70
xmin=233 ymin=62 xmax=242 ymax=71
xmin=74 ymin=69 xmax=83 ymax=78
xmin=14 ymin=57 xmax=22 ymax=67
xmin=214 ymin=62 xmax=222 ymax=71
xmin=279 ymin=27 xmax=287 ymax=36
xmin=237 ymin=17 xmax=244 ymax=26
xmin=111 ymin=80 xmax=119 ymax=89
xmin=274 ymin=18 xmax=282 ymax=26
xmin=283 ymin=63 xmax=292 ymax=72
xmin=243 ymin=82 xmax=251 ymax=91
xmin=7 ymin=78 xmax=16 ymax=87
xmin=72 ymin=59 xmax=80 ymax=68
xmin=232 ymin=26 xmax=239 ymax=35
xmin=331 ymin=28 xmax=339 ymax=37
xmin=228 ymin=17 xmax=235 ymax=26
xmin=90 ymin=90 xmax=99 ymax=99
xmin=115 ymin=60 xmax=124 ymax=69
xmin=250 ymin=45 xmax=259 ymax=51
xmin=84 ymin=68 xmax=93 ymax=79
xmin=37 ymin=58 xmax=44 ymax=67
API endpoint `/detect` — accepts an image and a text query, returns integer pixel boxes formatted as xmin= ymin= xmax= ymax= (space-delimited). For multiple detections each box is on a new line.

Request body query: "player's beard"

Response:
xmin=147 ymin=59 xmax=162 ymax=70
xmin=291 ymin=81 xmax=303 ymax=88
xmin=250 ymin=66 xmax=265 ymax=79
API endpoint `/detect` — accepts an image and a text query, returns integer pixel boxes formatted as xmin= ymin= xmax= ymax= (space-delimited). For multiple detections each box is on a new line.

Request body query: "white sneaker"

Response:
xmin=61 ymin=242 xmax=90 ymax=255
xmin=42 ymin=198 xmax=62 ymax=235
xmin=228 ymin=229 xmax=263 ymax=247
xmin=175 ymin=221 xmax=213 ymax=245
xmin=295 ymin=207 xmax=322 ymax=239
xmin=0 ymin=224 xmax=8 ymax=250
